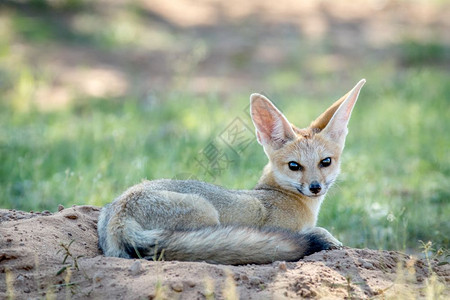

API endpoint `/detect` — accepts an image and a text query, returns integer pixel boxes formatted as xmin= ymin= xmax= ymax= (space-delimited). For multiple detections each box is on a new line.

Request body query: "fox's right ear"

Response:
xmin=250 ymin=94 xmax=296 ymax=150
xmin=316 ymin=79 xmax=366 ymax=147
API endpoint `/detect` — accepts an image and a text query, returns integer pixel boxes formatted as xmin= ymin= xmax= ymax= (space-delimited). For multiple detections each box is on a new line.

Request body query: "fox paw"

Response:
xmin=302 ymin=227 xmax=343 ymax=256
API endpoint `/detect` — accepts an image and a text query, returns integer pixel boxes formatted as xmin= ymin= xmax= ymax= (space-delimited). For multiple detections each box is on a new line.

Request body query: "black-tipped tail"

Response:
xmin=120 ymin=226 xmax=340 ymax=265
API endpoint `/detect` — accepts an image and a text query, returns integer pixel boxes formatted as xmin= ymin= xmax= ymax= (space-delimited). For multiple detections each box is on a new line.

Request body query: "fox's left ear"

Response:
xmin=315 ymin=79 xmax=366 ymax=147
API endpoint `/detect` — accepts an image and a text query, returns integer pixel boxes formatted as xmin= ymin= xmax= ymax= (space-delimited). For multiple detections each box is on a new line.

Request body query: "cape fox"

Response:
xmin=98 ymin=79 xmax=366 ymax=265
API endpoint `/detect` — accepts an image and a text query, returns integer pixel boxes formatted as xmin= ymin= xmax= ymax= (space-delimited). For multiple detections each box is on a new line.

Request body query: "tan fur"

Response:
xmin=98 ymin=79 xmax=366 ymax=265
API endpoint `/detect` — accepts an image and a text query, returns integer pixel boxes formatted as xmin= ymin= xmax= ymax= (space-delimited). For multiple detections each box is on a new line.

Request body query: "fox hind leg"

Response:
xmin=131 ymin=190 xmax=221 ymax=230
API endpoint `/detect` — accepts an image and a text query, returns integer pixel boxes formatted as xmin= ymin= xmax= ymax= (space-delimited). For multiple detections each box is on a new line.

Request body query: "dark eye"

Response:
xmin=320 ymin=157 xmax=332 ymax=168
xmin=288 ymin=161 xmax=302 ymax=171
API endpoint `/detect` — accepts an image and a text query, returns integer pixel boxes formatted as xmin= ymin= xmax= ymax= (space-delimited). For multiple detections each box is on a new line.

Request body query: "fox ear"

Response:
xmin=310 ymin=92 xmax=350 ymax=131
xmin=318 ymin=79 xmax=366 ymax=146
xmin=250 ymin=94 xmax=296 ymax=150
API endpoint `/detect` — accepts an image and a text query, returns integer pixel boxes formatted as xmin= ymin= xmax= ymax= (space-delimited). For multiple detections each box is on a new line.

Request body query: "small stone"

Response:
xmin=186 ymin=280 xmax=196 ymax=288
xmin=199 ymin=290 xmax=215 ymax=298
xmin=249 ymin=276 xmax=261 ymax=286
xmin=278 ymin=261 xmax=287 ymax=271
xmin=92 ymin=273 xmax=103 ymax=288
xmin=58 ymin=204 xmax=64 ymax=212
xmin=240 ymin=274 xmax=249 ymax=281
xmin=300 ymin=288 xmax=317 ymax=297
xmin=129 ymin=260 xmax=143 ymax=276
xmin=64 ymin=214 xmax=78 ymax=220
xmin=93 ymin=272 xmax=103 ymax=283
xmin=171 ymin=282 xmax=184 ymax=292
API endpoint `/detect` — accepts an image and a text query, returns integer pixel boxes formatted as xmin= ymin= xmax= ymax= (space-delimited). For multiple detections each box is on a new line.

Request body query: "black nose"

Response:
xmin=309 ymin=181 xmax=322 ymax=194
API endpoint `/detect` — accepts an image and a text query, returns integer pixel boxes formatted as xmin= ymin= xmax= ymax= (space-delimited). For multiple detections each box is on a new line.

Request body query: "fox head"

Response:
xmin=250 ymin=79 xmax=365 ymax=198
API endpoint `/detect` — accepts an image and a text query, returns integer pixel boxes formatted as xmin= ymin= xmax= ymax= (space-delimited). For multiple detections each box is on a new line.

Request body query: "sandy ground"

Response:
xmin=0 ymin=205 xmax=449 ymax=299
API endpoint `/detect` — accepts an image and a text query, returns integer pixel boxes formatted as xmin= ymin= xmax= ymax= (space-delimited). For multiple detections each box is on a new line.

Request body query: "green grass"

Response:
xmin=1 ymin=66 xmax=449 ymax=253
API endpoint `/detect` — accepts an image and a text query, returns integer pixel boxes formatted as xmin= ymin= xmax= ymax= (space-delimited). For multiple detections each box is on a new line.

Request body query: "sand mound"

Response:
xmin=0 ymin=205 xmax=448 ymax=299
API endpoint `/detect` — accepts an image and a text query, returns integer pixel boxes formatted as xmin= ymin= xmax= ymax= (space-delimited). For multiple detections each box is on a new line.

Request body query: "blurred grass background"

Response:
xmin=0 ymin=0 xmax=449 ymax=253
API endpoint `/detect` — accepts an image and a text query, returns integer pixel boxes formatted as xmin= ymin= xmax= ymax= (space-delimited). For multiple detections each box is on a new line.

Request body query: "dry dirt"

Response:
xmin=0 ymin=205 xmax=449 ymax=299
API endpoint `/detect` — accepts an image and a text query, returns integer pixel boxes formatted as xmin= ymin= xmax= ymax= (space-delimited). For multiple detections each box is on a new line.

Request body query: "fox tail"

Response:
xmin=98 ymin=216 xmax=337 ymax=265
